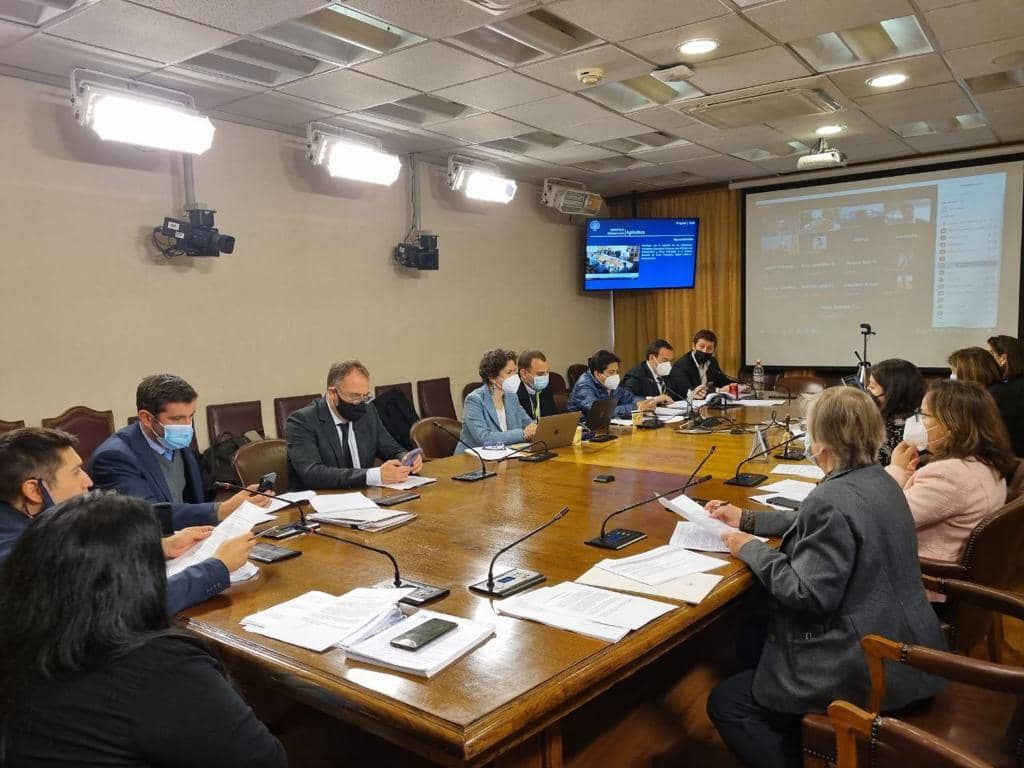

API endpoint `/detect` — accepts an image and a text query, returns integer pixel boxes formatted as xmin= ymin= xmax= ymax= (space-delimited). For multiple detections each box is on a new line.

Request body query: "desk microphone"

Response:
xmin=777 ymin=415 xmax=805 ymax=460
xmin=724 ymin=432 xmax=806 ymax=487
xmin=469 ymin=506 xmax=569 ymax=598
xmin=501 ymin=440 xmax=555 ymax=463
xmin=214 ymin=481 xmax=311 ymax=539
xmin=586 ymin=446 xmax=716 ymax=550
xmin=432 ymin=421 xmax=497 ymax=482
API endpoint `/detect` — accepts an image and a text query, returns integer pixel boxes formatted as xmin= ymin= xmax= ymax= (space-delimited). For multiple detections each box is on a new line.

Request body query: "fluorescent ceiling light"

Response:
xmin=308 ymin=126 xmax=401 ymax=185
xmin=75 ymin=83 xmax=215 ymax=154
xmin=678 ymin=38 xmax=718 ymax=56
xmin=815 ymin=124 xmax=845 ymax=136
xmin=447 ymin=156 xmax=517 ymax=204
xmin=866 ymin=72 xmax=907 ymax=88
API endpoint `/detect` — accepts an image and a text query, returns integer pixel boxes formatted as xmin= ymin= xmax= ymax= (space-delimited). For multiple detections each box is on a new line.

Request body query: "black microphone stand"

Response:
xmin=433 ymin=421 xmax=497 ymax=482
xmin=724 ymin=432 xmax=806 ymax=487
xmin=469 ymin=506 xmax=569 ymax=597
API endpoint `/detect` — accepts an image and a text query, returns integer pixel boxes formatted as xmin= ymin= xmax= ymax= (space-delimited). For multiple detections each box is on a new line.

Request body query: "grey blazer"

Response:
xmin=285 ymin=397 xmax=407 ymax=489
xmin=739 ymin=463 xmax=946 ymax=714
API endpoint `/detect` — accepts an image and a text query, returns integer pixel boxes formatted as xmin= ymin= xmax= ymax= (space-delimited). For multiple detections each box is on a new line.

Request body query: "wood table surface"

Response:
xmin=181 ymin=402 xmax=815 ymax=767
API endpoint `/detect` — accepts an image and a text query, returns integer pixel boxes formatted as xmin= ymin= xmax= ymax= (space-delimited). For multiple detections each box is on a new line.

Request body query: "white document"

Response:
xmin=669 ymin=521 xmax=766 ymax=553
xmin=757 ymin=479 xmax=819 ymax=500
xmin=309 ymin=507 xmax=405 ymax=525
xmin=575 ymin=566 xmax=723 ymax=605
xmin=344 ymin=610 xmax=495 ymax=678
xmin=737 ymin=399 xmax=786 ymax=406
xmin=596 ymin=545 xmax=724 ymax=586
xmin=749 ymin=494 xmax=794 ymax=510
xmin=259 ymin=490 xmax=317 ymax=514
xmin=658 ymin=493 xmax=735 ymax=536
xmin=166 ymin=504 xmax=271 ymax=583
xmin=241 ymin=590 xmax=337 ymax=630
xmin=610 ymin=418 xmax=634 ymax=426
xmin=466 ymin=447 xmax=516 ymax=461
xmin=380 ymin=475 xmax=437 ymax=491
xmin=309 ymin=492 xmax=379 ymax=515
xmin=769 ymin=464 xmax=825 ymax=480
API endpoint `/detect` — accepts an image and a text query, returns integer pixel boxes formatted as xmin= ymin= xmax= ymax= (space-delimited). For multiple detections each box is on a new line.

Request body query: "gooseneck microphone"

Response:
xmin=586 ymin=446 xmax=717 ymax=550
xmin=777 ymin=415 xmax=805 ymax=460
xmin=501 ymin=440 xmax=554 ymax=463
xmin=214 ymin=481 xmax=311 ymax=539
xmin=724 ymin=432 xmax=806 ymax=487
xmin=433 ymin=421 xmax=497 ymax=482
xmin=469 ymin=506 xmax=569 ymax=598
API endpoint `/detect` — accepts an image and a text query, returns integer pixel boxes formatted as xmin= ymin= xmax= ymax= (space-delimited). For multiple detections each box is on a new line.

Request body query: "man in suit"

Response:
xmin=287 ymin=360 xmax=423 ymax=490
xmin=667 ymin=329 xmax=736 ymax=399
xmin=516 ymin=349 xmax=559 ymax=420
xmin=1 ymin=427 xmax=254 ymax=615
xmin=622 ymin=339 xmax=680 ymax=400
xmin=89 ymin=374 xmax=268 ymax=530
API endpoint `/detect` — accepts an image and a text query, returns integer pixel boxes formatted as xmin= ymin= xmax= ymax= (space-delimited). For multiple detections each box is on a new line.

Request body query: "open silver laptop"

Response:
xmin=530 ymin=411 xmax=582 ymax=451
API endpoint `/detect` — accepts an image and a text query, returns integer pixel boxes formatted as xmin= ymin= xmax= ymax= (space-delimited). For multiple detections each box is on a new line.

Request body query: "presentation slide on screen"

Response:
xmin=584 ymin=218 xmax=699 ymax=291
xmin=745 ymin=161 xmax=1023 ymax=368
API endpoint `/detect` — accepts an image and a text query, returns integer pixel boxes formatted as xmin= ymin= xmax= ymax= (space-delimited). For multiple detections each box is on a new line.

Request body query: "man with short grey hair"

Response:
xmin=286 ymin=360 xmax=422 ymax=489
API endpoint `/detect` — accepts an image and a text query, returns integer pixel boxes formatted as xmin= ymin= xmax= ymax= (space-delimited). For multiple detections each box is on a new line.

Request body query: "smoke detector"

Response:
xmin=577 ymin=67 xmax=605 ymax=86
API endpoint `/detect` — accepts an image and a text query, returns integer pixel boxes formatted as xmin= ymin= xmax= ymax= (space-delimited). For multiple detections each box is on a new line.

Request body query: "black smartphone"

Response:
xmin=248 ymin=542 xmax=301 ymax=563
xmin=594 ymin=474 xmax=615 ymax=483
xmin=256 ymin=472 xmax=276 ymax=493
xmin=766 ymin=496 xmax=801 ymax=510
xmin=390 ymin=618 xmax=458 ymax=651
xmin=377 ymin=491 xmax=420 ymax=507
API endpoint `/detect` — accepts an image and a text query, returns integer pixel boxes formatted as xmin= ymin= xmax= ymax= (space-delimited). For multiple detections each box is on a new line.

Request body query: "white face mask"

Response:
xmin=500 ymin=374 xmax=521 ymax=395
xmin=949 ymin=372 xmax=957 ymax=381
xmin=903 ymin=417 xmax=930 ymax=451
xmin=655 ymin=361 xmax=672 ymax=377
xmin=603 ymin=373 xmax=620 ymax=391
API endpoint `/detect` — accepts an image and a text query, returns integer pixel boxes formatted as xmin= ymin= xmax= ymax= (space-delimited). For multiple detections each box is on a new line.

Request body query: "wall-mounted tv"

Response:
xmin=583 ymin=217 xmax=699 ymax=291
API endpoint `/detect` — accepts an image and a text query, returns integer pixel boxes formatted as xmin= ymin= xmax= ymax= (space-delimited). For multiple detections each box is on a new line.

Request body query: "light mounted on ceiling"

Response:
xmin=541 ymin=178 xmax=603 ymax=217
xmin=71 ymin=68 xmax=215 ymax=154
xmin=678 ymin=38 xmax=718 ymax=56
xmin=866 ymin=72 xmax=908 ymax=88
xmin=447 ymin=155 xmax=517 ymax=204
xmin=815 ymin=124 xmax=846 ymax=136
xmin=306 ymin=123 xmax=401 ymax=186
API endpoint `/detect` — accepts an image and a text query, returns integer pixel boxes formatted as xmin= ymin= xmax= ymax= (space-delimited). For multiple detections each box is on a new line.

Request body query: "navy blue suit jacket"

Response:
xmin=88 ymin=424 xmax=217 ymax=529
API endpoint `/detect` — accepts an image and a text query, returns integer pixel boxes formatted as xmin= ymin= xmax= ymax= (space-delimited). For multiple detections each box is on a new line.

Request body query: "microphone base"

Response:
xmin=724 ymin=472 xmax=770 ymax=487
xmin=585 ymin=528 xmax=647 ymax=550
xmin=519 ymin=451 xmax=556 ymax=463
xmin=588 ymin=433 xmax=618 ymax=443
xmin=452 ymin=469 xmax=498 ymax=482
xmin=258 ymin=522 xmax=311 ymax=540
xmin=776 ymin=448 xmax=806 ymax=461
xmin=469 ymin=568 xmax=545 ymax=598
xmin=374 ymin=578 xmax=450 ymax=606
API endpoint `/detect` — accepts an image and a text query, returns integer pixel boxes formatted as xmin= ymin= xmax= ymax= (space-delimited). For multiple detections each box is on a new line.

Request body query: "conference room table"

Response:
xmin=181 ymin=398 xmax=812 ymax=767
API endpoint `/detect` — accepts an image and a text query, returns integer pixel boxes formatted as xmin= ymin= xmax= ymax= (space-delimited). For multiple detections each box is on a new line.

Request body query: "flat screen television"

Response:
xmin=583 ymin=217 xmax=699 ymax=291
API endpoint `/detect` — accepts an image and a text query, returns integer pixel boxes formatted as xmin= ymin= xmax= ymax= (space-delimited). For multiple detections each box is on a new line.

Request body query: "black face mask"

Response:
xmin=693 ymin=350 xmax=713 ymax=365
xmin=335 ymin=399 xmax=367 ymax=422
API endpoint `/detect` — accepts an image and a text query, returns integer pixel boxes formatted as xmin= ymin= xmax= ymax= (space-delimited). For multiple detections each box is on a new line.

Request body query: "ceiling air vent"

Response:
xmin=0 ymin=0 xmax=82 ymax=26
xmin=680 ymin=88 xmax=841 ymax=130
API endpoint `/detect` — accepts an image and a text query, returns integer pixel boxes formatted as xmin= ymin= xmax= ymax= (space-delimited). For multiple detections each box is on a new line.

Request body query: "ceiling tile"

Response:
xmin=826 ymin=54 xmax=953 ymax=100
xmin=557 ymin=114 xmax=650 ymax=142
xmin=671 ymin=153 xmax=766 ymax=179
xmin=944 ymin=34 xmax=1024 ymax=78
xmin=913 ymin=0 xmax=972 ymax=9
xmin=628 ymin=105 xmax=704 ymax=131
xmin=0 ymin=33 xmax=161 ymax=79
xmin=619 ymin=14 xmax=774 ymax=67
xmin=546 ymin=0 xmax=730 ymax=42
xmin=902 ymin=127 xmax=998 ymax=152
xmin=353 ymin=41 xmax=503 ymax=91
xmin=516 ymin=44 xmax=652 ymax=92
xmin=742 ymin=0 xmax=914 ymax=43
xmin=525 ymin=143 xmax=617 ymax=163
xmin=339 ymin=0 xmax=498 ymax=38
xmin=45 ymin=1 xmax=237 ymax=63
xmin=687 ymin=46 xmax=810 ymax=93
xmin=137 ymin=66 xmax=264 ymax=109
xmin=429 ymin=112 xmax=534 ymax=142
xmin=216 ymin=90 xmax=337 ymax=127
xmin=498 ymin=92 xmax=612 ymax=130
xmin=628 ymin=141 xmax=718 ymax=162
xmin=279 ymin=68 xmax=416 ymax=110
xmin=768 ymin=107 xmax=886 ymax=141
xmin=977 ymin=88 xmax=1024 ymax=116
xmin=925 ymin=0 xmax=1024 ymax=51
xmin=432 ymin=72 xmax=564 ymax=111
xmin=127 ymin=0 xmax=331 ymax=34
xmin=669 ymin=123 xmax=797 ymax=152
xmin=855 ymin=81 xmax=975 ymax=123
xmin=0 ymin=19 xmax=32 ymax=47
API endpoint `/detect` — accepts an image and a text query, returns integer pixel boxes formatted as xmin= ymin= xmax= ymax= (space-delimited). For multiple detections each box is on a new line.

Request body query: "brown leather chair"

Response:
xmin=417 ymin=377 xmax=456 ymax=420
xmin=206 ymin=400 xmax=264 ymax=445
xmin=0 ymin=419 xmax=25 ymax=436
xmin=827 ymin=700 xmax=993 ymax=768
xmin=461 ymin=381 xmax=482 ymax=403
xmin=374 ymin=382 xmax=414 ymax=410
xmin=776 ymin=375 xmax=827 ymax=396
xmin=553 ymin=392 xmax=569 ymax=413
xmin=803 ymin=577 xmax=1024 ymax=768
xmin=410 ymin=417 xmax=461 ymax=459
xmin=273 ymin=394 xmax=317 ymax=438
xmin=42 ymin=406 xmax=114 ymax=463
xmin=548 ymin=371 xmax=568 ymax=394
xmin=232 ymin=439 xmax=289 ymax=493
xmin=567 ymin=364 xmax=587 ymax=390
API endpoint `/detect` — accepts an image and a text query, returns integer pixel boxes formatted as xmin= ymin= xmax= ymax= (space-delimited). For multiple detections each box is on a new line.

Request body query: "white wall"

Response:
xmin=0 ymin=75 xmax=611 ymax=445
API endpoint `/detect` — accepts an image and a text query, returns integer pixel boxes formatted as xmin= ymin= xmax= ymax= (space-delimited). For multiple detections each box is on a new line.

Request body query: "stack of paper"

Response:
xmin=344 ymin=609 xmax=495 ymax=678
xmin=241 ymin=587 xmax=412 ymax=652
xmin=669 ymin=521 xmax=767 ymax=554
xmin=381 ymin=475 xmax=437 ymax=491
xmin=261 ymin=490 xmax=316 ymax=513
xmin=308 ymin=492 xmax=416 ymax=531
xmin=595 ymin=544 xmax=724 ymax=585
xmin=166 ymin=504 xmax=276 ymax=583
xmin=496 ymin=582 xmax=675 ymax=642
xmin=757 ymin=479 xmax=818 ymax=500
xmin=575 ymin=567 xmax=722 ymax=605
xmin=658 ymin=492 xmax=735 ymax=537
xmin=769 ymin=464 xmax=825 ymax=480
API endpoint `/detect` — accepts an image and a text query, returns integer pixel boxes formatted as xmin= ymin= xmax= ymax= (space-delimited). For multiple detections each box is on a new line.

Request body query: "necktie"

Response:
xmin=339 ymin=422 xmax=351 ymax=466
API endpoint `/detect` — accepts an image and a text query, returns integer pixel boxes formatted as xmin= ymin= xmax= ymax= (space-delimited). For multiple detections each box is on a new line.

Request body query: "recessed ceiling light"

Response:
xmin=866 ymin=73 xmax=908 ymax=88
xmin=678 ymin=38 xmax=719 ymax=56
xmin=815 ymin=124 xmax=845 ymax=136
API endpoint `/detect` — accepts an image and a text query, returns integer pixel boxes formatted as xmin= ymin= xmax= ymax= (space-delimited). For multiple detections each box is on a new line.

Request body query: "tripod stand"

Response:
xmin=855 ymin=323 xmax=875 ymax=387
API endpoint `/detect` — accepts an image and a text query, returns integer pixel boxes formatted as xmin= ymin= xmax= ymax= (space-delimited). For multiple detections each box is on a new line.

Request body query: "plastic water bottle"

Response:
xmin=753 ymin=360 xmax=765 ymax=397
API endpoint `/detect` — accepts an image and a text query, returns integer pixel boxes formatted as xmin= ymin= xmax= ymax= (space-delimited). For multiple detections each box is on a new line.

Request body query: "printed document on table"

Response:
xmin=257 ymin=491 xmax=316 ymax=514
xmin=756 ymin=479 xmax=818 ymax=500
xmin=769 ymin=464 xmax=825 ymax=480
xmin=166 ymin=504 xmax=272 ymax=582
xmin=596 ymin=544 xmax=724 ymax=586
xmin=737 ymin=399 xmax=785 ymax=406
xmin=575 ymin=566 xmax=723 ymax=605
xmin=240 ymin=591 xmax=337 ymax=630
xmin=381 ymin=475 xmax=437 ymax=491
xmin=659 ymin=493 xmax=734 ymax=536
xmin=466 ymin=447 xmax=517 ymax=461
xmin=309 ymin=492 xmax=379 ymax=515
xmin=669 ymin=521 xmax=766 ymax=553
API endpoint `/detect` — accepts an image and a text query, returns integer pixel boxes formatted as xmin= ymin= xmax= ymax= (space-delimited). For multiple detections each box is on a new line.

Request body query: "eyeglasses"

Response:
xmin=333 ymin=388 xmax=373 ymax=404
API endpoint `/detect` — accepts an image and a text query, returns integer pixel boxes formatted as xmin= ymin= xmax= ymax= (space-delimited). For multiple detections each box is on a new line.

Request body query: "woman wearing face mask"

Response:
xmin=886 ymin=379 xmax=1015 ymax=562
xmin=987 ymin=335 xmax=1024 ymax=457
xmin=456 ymin=349 xmax=537 ymax=452
xmin=566 ymin=349 xmax=653 ymax=420
xmin=703 ymin=387 xmax=945 ymax=768
xmin=865 ymin=358 xmax=926 ymax=466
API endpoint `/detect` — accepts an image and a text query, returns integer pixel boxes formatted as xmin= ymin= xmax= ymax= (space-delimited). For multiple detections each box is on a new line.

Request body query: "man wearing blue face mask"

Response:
xmin=516 ymin=350 xmax=559 ymax=420
xmin=89 ymin=374 xmax=270 ymax=529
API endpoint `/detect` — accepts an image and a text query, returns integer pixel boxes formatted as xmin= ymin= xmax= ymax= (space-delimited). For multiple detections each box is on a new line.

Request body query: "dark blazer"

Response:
xmin=667 ymin=351 xmax=732 ymax=395
xmin=0 ymin=500 xmax=30 ymax=563
xmin=517 ymin=381 xmax=558 ymax=420
xmin=89 ymin=424 xmax=217 ymax=529
xmin=990 ymin=377 xmax=1024 ymax=457
xmin=622 ymin=361 xmax=671 ymax=398
xmin=738 ymin=464 xmax=946 ymax=714
xmin=286 ymin=397 xmax=407 ymax=489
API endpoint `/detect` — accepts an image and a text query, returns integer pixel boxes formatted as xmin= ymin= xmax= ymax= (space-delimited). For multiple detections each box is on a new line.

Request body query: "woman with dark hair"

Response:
xmin=866 ymin=358 xmax=926 ymax=465
xmin=948 ymin=346 xmax=1002 ymax=387
xmin=457 ymin=348 xmax=537 ymax=451
xmin=987 ymin=335 xmax=1024 ymax=456
xmin=887 ymin=380 xmax=1015 ymax=562
xmin=0 ymin=492 xmax=286 ymax=767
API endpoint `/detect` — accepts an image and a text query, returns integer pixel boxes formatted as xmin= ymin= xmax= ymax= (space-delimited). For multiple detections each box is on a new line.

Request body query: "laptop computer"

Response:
xmin=585 ymin=397 xmax=619 ymax=442
xmin=529 ymin=411 xmax=581 ymax=452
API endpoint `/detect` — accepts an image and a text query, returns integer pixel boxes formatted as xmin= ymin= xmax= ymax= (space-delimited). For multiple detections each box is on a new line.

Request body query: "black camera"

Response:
xmin=160 ymin=208 xmax=235 ymax=257
xmin=394 ymin=232 xmax=439 ymax=270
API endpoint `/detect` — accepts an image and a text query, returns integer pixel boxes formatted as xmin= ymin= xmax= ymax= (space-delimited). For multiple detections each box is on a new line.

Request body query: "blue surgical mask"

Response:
xmin=532 ymin=375 xmax=549 ymax=391
xmin=159 ymin=423 xmax=194 ymax=451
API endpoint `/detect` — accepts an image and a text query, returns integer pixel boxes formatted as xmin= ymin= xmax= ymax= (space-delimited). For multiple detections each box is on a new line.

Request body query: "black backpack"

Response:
xmin=374 ymin=389 xmax=419 ymax=450
xmin=200 ymin=429 xmax=264 ymax=493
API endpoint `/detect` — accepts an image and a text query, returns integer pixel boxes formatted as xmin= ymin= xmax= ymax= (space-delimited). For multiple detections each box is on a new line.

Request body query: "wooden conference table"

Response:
xmin=182 ymin=399 xmax=810 ymax=767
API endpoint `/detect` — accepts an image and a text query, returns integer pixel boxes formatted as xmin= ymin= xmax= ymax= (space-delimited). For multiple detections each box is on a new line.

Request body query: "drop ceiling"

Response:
xmin=0 ymin=0 xmax=1022 ymax=194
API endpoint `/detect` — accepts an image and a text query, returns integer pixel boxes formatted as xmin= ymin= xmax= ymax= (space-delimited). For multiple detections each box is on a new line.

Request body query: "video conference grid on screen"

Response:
xmin=584 ymin=218 xmax=699 ymax=291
